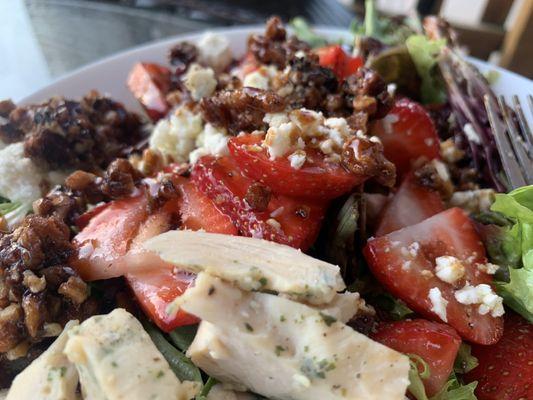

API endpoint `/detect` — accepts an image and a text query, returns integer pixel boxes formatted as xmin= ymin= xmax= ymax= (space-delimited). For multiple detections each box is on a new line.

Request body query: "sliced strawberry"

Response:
xmin=364 ymin=208 xmax=504 ymax=344
xmin=371 ymin=98 xmax=440 ymax=178
xmin=178 ymin=179 xmax=238 ymax=234
xmin=228 ymin=134 xmax=363 ymax=199
xmin=466 ymin=313 xmax=533 ymax=400
xmin=75 ymin=202 xmax=111 ymax=230
xmin=72 ymin=194 xmax=149 ymax=281
xmin=375 ymin=171 xmax=445 ymax=236
xmin=316 ymin=45 xmax=363 ymax=80
xmin=191 ymin=155 xmax=326 ymax=250
xmin=127 ymin=62 xmax=171 ymax=121
xmin=373 ymin=319 xmax=461 ymax=396
xmin=128 ymin=268 xmax=198 ymax=331
xmin=72 ymin=176 xmax=237 ymax=332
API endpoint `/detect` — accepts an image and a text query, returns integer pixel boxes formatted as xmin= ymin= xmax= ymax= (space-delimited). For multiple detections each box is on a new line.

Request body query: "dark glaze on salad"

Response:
xmin=0 ymin=6 xmax=531 ymax=400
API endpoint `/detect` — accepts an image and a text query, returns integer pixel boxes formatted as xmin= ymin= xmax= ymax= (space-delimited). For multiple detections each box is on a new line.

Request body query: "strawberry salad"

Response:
xmin=0 ymin=4 xmax=531 ymax=400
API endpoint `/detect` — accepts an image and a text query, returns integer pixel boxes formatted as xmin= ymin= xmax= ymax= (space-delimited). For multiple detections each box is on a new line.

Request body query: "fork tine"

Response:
xmin=512 ymin=95 xmax=533 ymax=151
xmin=485 ymin=95 xmax=526 ymax=189
xmin=498 ymin=96 xmax=533 ymax=185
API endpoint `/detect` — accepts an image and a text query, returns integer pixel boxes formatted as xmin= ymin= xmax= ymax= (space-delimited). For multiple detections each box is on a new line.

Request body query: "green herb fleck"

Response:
xmin=319 ymin=312 xmax=337 ymax=327
xmin=156 ymin=370 xmax=165 ymax=379
xmin=245 ymin=323 xmax=254 ymax=332
xmin=259 ymin=277 xmax=268 ymax=287
xmin=280 ymin=315 xmax=286 ymax=322
xmin=275 ymin=345 xmax=286 ymax=356
xmin=111 ymin=361 xmax=118 ymax=368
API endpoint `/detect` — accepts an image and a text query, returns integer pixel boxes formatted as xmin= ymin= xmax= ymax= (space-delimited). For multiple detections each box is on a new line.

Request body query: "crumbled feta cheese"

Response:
xmin=387 ymin=83 xmax=397 ymax=97
xmin=264 ymin=112 xmax=290 ymax=128
xmin=382 ymin=114 xmax=399 ymax=134
xmin=428 ymin=287 xmax=448 ymax=322
xmin=149 ymin=106 xmax=203 ymax=162
xmin=454 ymin=283 xmax=504 ymax=317
xmin=0 ymin=143 xmax=67 ymax=204
xmin=197 ymin=32 xmax=233 ymax=72
xmin=264 ymin=122 xmax=297 ymax=159
xmin=318 ymin=139 xmax=335 ymax=154
xmin=289 ymin=109 xmax=325 ymax=137
xmin=184 ymin=64 xmax=217 ymax=101
xmin=189 ymin=123 xmax=230 ymax=164
xmin=243 ymin=70 xmax=270 ymax=90
xmin=449 ymin=189 xmax=496 ymax=213
xmin=243 ymin=66 xmax=278 ymax=90
xmin=288 ymin=150 xmax=306 ymax=169
xmin=435 ymin=256 xmax=465 ymax=284
xmin=262 ymin=109 xmax=358 ymax=162
xmin=463 ymin=123 xmax=481 ymax=144
xmin=476 ymin=263 xmax=499 ymax=275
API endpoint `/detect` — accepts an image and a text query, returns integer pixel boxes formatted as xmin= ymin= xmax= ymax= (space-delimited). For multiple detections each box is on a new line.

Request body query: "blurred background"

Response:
xmin=1 ymin=0 xmax=531 ymax=100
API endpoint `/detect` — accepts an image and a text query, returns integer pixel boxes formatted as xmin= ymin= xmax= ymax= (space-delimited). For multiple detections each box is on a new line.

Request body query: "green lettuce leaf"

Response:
xmin=431 ymin=374 xmax=477 ymax=400
xmin=407 ymin=355 xmax=477 ymax=400
xmin=489 ymin=185 xmax=533 ymax=321
xmin=453 ymin=344 xmax=478 ymax=374
xmin=405 ymin=35 xmax=447 ymax=104
xmin=495 ymin=267 xmax=533 ymax=322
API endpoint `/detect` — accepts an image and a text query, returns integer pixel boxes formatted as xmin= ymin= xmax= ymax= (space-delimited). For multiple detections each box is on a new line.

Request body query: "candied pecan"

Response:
xmin=0 ymin=215 xmax=99 ymax=355
xmin=284 ymin=57 xmax=338 ymax=110
xmin=100 ymin=158 xmax=142 ymax=199
xmin=341 ymin=136 xmax=396 ymax=187
xmin=343 ymin=67 xmax=392 ymax=119
xmin=0 ymin=304 xmax=23 ymax=353
xmin=21 ymin=293 xmax=44 ymax=338
xmin=0 ymin=100 xmax=16 ymax=118
xmin=169 ymin=41 xmax=198 ymax=73
xmin=414 ymin=161 xmax=454 ymax=200
xmin=0 ymin=122 xmax=24 ymax=144
xmin=58 ymin=276 xmax=89 ymax=305
xmin=33 ymin=189 xmax=81 ymax=224
xmin=201 ymin=87 xmax=285 ymax=134
xmin=245 ymin=183 xmax=272 ymax=212
xmin=11 ymin=92 xmax=145 ymax=171
xmin=248 ymin=16 xmax=310 ymax=68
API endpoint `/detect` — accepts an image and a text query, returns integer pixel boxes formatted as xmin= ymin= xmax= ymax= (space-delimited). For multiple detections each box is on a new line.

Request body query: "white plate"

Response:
xmin=22 ymin=26 xmax=533 ymax=119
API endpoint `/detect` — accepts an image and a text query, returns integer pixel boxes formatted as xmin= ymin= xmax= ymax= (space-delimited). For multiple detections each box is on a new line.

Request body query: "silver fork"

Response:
xmin=484 ymin=94 xmax=533 ymax=189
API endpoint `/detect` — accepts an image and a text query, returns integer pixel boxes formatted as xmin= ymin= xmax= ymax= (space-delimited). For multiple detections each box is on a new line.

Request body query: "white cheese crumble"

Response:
xmin=149 ymin=105 xmax=203 ymax=162
xmin=189 ymin=123 xmax=230 ymax=164
xmin=463 ymin=123 xmax=481 ymax=144
xmin=184 ymin=64 xmax=217 ymax=101
xmin=197 ymin=32 xmax=233 ymax=72
xmin=243 ymin=66 xmax=279 ymax=90
xmin=0 ymin=142 xmax=68 ymax=204
xmin=428 ymin=287 xmax=448 ymax=322
xmin=476 ymin=263 xmax=499 ymax=275
xmin=288 ymin=150 xmax=306 ymax=169
xmin=435 ymin=256 xmax=465 ymax=284
xmin=387 ymin=83 xmax=397 ymax=97
xmin=454 ymin=283 xmax=504 ymax=317
xmin=449 ymin=189 xmax=495 ymax=213
xmin=262 ymin=109 xmax=358 ymax=163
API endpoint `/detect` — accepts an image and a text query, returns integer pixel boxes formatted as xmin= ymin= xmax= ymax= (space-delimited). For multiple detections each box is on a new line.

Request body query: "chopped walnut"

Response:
xmin=341 ymin=136 xmax=396 ymax=187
